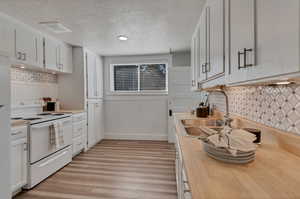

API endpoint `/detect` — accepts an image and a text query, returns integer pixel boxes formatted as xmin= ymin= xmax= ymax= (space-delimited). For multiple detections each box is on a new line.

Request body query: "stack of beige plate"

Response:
xmin=202 ymin=141 xmax=256 ymax=164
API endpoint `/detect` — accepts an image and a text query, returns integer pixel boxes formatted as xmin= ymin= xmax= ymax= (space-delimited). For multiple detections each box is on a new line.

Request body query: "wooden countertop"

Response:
xmin=174 ymin=113 xmax=300 ymax=199
xmin=49 ymin=109 xmax=86 ymax=114
xmin=11 ymin=120 xmax=28 ymax=127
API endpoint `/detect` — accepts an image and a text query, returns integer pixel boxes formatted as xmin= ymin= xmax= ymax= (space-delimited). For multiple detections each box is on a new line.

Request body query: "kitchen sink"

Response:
xmin=181 ymin=119 xmax=224 ymax=138
xmin=181 ymin=119 xmax=222 ymax=127
xmin=185 ymin=127 xmax=210 ymax=138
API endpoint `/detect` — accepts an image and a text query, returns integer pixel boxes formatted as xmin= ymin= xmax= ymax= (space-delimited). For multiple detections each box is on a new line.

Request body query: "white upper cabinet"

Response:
xmin=191 ymin=0 xmax=300 ymax=88
xmin=86 ymin=51 xmax=97 ymax=99
xmin=191 ymin=32 xmax=199 ymax=90
xmin=206 ymin=0 xmax=225 ymax=79
xmin=60 ymin=43 xmax=73 ymax=74
xmin=246 ymin=0 xmax=300 ymax=81
xmin=95 ymin=55 xmax=103 ymax=98
xmin=191 ymin=0 xmax=225 ymax=89
xmin=44 ymin=36 xmax=73 ymax=73
xmin=44 ymin=37 xmax=60 ymax=71
xmin=198 ymin=9 xmax=208 ymax=82
xmin=227 ymin=0 xmax=256 ymax=84
xmin=86 ymin=50 xmax=103 ymax=99
xmin=0 ymin=15 xmax=14 ymax=57
xmin=14 ymin=25 xmax=44 ymax=68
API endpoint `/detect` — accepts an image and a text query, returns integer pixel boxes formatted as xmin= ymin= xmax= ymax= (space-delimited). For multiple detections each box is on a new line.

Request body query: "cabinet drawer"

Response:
xmin=72 ymin=113 xmax=87 ymax=123
xmin=73 ymin=121 xmax=86 ymax=138
xmin=11 ymin=126 xmax=27 ymax=141
xmin=72 ymin=136 xmax=84 ymax=156
xmin=28 ymin=146 xmax=72 ymax=188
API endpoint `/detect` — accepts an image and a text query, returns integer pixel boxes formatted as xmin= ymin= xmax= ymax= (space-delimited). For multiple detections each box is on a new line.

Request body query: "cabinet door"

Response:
xmin=198 ymin=9 xmax=208 ymax=82
xmin=11 ymin=138 xmax=27 ymax=192
xmin=86 ymin=51 xmax=97 ymax=99
xmin=60 ymin=43 xmax=73 ymax=74
xmin=15 ymin=26 xmax=38 ymax=66
xmin=44 ymin=37 xmax=60 ymax=72
xmin=227 ymin=0 xmax=255 ymax=84
xmin=0 ymin=16 xmax=14 ymax=57
xmin=94 ymin=101 xmax=104 ymax=142
xmin=246 ymin=0 xmax=300 ymax=80
xmin=87 ymin=102 xmax=96 ymax=148
xmin=191 ymin=35 xmax=197 ymax=91
xmin=207 ymin=0 xmax=225 ymax=79
xmin=95 ymin=56 xmax=103 ymax=98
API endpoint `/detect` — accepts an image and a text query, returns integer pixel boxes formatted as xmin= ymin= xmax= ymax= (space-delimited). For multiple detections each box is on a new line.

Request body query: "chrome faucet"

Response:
xmin=205 ymin=86 xmax=233 ymax=128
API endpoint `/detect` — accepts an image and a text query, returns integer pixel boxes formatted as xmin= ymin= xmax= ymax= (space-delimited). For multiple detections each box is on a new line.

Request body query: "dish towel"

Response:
xmin=57 ymin=121 xmax=65 ymax=147
xmin=207 ymin=126 xmax=257 ymax=156
xmin=49 ymin=124 xmax=56 ymax=145
xmin=53 ymin=123 xmax=60 ymax=149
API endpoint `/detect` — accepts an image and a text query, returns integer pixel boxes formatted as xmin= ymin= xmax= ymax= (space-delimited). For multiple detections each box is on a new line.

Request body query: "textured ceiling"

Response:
xmin=0 ymin=0 xmax=205 ymax=56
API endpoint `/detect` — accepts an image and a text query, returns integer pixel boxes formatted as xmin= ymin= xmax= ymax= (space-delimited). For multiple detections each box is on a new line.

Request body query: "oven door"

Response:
xmin=29 ymin=117 xmax=72 ymax=164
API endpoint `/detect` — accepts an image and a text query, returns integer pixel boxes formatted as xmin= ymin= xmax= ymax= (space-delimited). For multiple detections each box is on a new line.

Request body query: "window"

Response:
xmin=111 ymin=63 xmax=167 ymax=93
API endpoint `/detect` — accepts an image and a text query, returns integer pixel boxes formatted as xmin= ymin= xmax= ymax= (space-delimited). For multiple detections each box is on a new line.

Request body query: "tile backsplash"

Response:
xmin=209 ymin=85 xmax=300 ymax=135
xmin=11 ymin=67 xmax=57 ymax=83
xmin=11 ymin=68 xmax=58 ymax=107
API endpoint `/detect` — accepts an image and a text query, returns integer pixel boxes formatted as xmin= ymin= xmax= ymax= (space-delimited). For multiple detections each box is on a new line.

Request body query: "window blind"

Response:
xmin=114 ymin=65 xmax=138 ymax=91
xmin=140 ymin=64 xmax=166 ymax=91
xmin=113 ymin=64 xmax=167 ymax=92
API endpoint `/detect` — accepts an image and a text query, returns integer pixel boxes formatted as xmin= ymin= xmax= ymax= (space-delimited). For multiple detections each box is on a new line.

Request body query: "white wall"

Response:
xmin=103 ymin=54 xmax=171 ymax=140
xmin=172 ymin=51 xmax=191 ymax=67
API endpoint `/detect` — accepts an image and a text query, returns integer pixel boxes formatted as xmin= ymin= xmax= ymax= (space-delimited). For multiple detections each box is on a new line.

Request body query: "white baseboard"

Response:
xmin=104 ymin=132 xmax=168 ymax=141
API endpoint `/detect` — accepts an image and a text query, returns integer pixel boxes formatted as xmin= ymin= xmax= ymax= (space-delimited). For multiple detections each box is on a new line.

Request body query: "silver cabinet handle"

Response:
xmin=23 ymin=143 xmax=28 ymax=151
xmin=17 ymin=52 xmax=22 ymax=60
xmin=22 ymin=53 xmax=26 ymax=61
xmin=202 ymin=63 xmax=206 ymax=73
xmin=191 ymin=80 xmax=195 ymax=86
xmin=11 ymin=131 xmax=23 ymax=136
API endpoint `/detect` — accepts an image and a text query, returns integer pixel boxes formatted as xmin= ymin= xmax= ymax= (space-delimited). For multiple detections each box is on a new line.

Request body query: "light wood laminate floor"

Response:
xmin=15 ymin=140 xmax=177 ymax=199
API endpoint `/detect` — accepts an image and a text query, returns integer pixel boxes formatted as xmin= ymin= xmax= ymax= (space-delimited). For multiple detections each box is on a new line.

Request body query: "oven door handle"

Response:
xmin=37 ymin=150 xmax=68 ymax=168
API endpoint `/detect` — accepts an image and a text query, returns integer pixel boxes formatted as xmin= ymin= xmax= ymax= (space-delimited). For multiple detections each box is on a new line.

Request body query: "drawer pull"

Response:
xmin=184 ymin=190 xmax=191 ymax=193
xmin=12 ymin=131 xmax=23 ymax=136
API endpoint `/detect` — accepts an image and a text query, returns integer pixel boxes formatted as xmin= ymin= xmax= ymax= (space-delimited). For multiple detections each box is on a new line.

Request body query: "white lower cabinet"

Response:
xmin=175 ymin=134 xmax=192 ymax=199
xmin=72 ymin=112 xmax=87 ymax=157
xmin=11 ymin=126 xmax=28 ymax=195
xmin=87 ymin=100 xmax=104 ymax=149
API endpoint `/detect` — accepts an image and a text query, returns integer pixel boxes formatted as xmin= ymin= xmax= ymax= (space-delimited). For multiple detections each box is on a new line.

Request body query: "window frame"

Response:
xmin=110 ymin=62 xmax=168 ymax=95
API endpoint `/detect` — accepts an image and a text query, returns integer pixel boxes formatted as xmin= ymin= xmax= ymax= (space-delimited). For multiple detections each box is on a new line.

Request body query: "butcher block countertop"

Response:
xmin=174 ymin=113 xmax=300 ymax=199
xmin=11 ymin=120 xmax=28 ymax=127
xmin=48 ymin=109 xmax=86 ymax=114
xmin=58 ymin=109 xmax=86 ymax=114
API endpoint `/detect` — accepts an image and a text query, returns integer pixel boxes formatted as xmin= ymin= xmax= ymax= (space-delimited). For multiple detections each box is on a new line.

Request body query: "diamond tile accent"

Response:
xmin=11 ymin=67 xmax=57 ymax=83
xmin=209 ymin=85 xmax=300 ymax=136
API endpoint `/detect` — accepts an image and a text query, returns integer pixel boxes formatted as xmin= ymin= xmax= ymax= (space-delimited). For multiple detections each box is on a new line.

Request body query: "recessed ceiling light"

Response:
xmin=118 ymin=35 xmax=128 ymax=41
xmin=20 ymin=66 xmax=25 ymax=69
